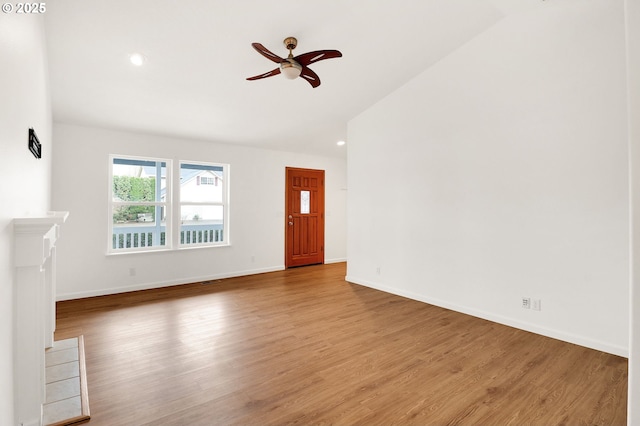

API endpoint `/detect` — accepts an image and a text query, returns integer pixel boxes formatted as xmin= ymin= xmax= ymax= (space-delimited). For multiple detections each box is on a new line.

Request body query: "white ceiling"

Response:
xmin=43 ymin=1 xmax=539 ymax=158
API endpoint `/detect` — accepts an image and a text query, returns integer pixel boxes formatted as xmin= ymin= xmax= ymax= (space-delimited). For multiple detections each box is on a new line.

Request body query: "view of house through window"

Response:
xmin=109 ymin=156 xmax=229 ymax=253
xmin=179 ymin=162 xmax=227 ymax=246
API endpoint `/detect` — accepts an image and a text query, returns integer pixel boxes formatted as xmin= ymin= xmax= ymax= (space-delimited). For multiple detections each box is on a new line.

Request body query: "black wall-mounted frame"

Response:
xmin=29 ymin=128 xmax=41 ymax=159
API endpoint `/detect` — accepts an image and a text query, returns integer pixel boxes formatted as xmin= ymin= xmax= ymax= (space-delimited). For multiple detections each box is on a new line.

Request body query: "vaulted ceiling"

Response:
xmin=44 ymin=0 xmax=543 ymax=158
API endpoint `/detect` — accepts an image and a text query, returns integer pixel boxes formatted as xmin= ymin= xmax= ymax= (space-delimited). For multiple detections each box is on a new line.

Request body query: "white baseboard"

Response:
xmin=57 ymin=266 xmax=285 ymax=301
xmin=325 ymin=258 xmax=347 ymax=264
xmin=345 ymin=275 xmax=628 ymax=358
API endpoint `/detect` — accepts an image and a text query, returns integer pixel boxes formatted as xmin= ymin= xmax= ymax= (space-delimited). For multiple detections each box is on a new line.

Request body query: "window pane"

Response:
xmin=180 ymin=205 xmax=222 ymax=224
xmin=112 ymin=205 xmax=167 ymax=249
xmin=180 ymin=163 xmax=224 ymax=203
xmin=300 ymin=190 xmax=310 ymax=214
xmin=180 ymin=205 xmax=224 ymax=245
xmin=112 ymin=160 xmax=167 ymax=202
xmin=112 ymin=205 xmax=156 ymax=224
xmin=109 ymin=156 xmax=173 ymax=253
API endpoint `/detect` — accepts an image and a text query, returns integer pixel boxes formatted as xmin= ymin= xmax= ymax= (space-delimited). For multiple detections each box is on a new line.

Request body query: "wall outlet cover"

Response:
xmin=532 ymin=299 xmax=541 ymax=311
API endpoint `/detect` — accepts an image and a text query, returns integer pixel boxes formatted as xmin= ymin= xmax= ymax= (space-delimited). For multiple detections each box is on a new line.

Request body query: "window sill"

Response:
xmin=106 ymin=243 xmax=230 ymax=256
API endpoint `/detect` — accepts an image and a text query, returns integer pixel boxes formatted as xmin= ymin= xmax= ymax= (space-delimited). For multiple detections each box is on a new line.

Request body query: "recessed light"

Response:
xmin=129 ymin=53 xmax=146 ymax=66
xmin=337 ymin=140 xmax=346 ymax=146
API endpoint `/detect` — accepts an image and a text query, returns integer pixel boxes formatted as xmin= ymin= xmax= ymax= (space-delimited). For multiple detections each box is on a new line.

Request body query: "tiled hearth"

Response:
xmin=43 ymin=337 xmax=90 ymax=425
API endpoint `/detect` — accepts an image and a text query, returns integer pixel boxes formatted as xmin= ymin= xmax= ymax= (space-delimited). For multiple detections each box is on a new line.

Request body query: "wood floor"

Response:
xmin=54 ymin=263 xmax=627 ymax=425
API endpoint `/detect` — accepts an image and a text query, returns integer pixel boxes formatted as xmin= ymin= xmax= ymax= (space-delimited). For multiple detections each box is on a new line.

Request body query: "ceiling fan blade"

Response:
xmin=294 ymin=50 xmax=342 ymax=67
xmin=251 ymin=43 xmax=284 ymax=64
xmin=246 ymin=67 xmax=281 ymax=80
xmin=300 ymin=66 xmax=321 ymax=88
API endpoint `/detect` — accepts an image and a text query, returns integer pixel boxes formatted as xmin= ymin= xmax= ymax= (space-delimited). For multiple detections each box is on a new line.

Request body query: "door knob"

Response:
xmin=288 ymin=221 xmax=293 ymax=226
xmin=288 ymin=215 xmax=293 ymax=219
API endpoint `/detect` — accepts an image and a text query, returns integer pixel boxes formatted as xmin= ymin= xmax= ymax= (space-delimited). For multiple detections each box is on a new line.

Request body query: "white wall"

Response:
xmin=52 ymin=123 xmax=346 ymax=299
xmin=0 ymin=13 xmax=52 ymax=426
xmin=347 ymin=0 xmax=629 ymax=356
xmin=626 ymin=0 xmax=640 ymax=421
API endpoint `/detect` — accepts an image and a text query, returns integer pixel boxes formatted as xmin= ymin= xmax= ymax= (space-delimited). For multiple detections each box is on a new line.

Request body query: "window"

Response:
xmin=110 ymin=156 xmax=169 ymax=252
xmin=109 ymin=156 xmax=229 ymax=253
xmin=180 ymin=162 xmax=228 ymax=247
xmin=198 ymin=176 xmax=218 ymax=186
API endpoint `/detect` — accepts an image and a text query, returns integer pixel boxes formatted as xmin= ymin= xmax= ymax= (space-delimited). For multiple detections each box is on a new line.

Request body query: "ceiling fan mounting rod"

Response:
xmin=283 ymin=36 xmax=298 ymax=57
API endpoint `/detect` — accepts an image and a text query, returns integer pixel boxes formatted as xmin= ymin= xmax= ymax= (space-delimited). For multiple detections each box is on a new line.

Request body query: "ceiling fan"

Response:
xmin=246 ymin=37 xmax=342 ymax=88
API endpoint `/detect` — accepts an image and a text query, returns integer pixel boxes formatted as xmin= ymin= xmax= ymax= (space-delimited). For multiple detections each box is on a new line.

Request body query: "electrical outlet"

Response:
xmin=522 ymin=297 xmax=531 ymax=309
xmin=376 ymin=267 xmax=381 ymax=275
xmin=532 ymin=299 xmax=541 ymax=311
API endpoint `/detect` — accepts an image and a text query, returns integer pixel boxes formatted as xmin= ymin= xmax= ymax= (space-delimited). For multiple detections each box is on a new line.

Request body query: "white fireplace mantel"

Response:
xmin=14 ymin=211 xmax=68 ymax=265
xmin=14 ymin=211 xmax=69 ymax=426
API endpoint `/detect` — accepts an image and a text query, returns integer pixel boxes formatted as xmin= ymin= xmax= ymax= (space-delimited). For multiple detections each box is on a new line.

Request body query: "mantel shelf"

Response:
xmin=14 ymin=211 xmax=69 ymax=230
xmin=14 ymin=211 xmax=69 ymax=268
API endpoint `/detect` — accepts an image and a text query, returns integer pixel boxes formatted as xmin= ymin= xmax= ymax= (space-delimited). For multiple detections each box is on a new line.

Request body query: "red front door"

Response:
xmin=285 ymin=167 xmax=325 ymax=268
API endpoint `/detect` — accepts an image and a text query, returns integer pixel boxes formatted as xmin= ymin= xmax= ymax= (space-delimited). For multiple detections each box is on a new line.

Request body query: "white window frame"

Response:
xmin=176 ymin=160 xmax=230 ymax=248
xmin=108 ymin=155 xmax=230 ymax=254
xmin=108 ymin=155 xmax=172 ymax=254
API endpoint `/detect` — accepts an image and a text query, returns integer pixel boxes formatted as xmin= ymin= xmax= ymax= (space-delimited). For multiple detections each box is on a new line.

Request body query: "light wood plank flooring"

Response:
xmin=54 ymin=263 xmax=627 ymax=425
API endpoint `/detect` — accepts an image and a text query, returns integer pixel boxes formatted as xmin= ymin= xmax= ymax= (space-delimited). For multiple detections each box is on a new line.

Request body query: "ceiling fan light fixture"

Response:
xmin=280 ymin=59 xmax=302 ymax=79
